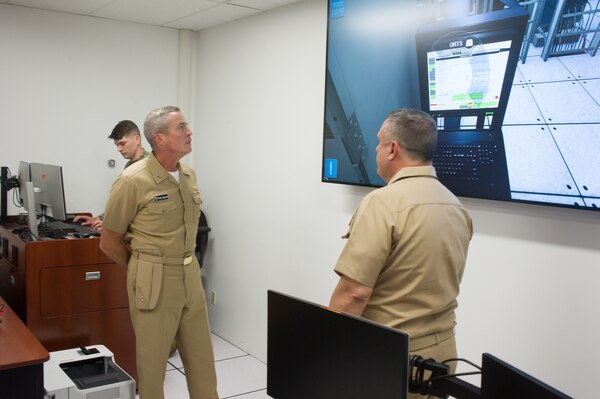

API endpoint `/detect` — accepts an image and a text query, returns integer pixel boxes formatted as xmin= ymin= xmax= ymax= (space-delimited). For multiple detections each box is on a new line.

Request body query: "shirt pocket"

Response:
xmin=143 ymin=201 xmax=179 ymax=232
xmin=146 ymin=200 xmax=177 ymax=215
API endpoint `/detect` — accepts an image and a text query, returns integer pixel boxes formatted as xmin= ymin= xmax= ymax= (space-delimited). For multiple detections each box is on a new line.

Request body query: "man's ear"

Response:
xmin=388 ymin=140 xmax=400 ymax=160
xmin=153 ymin=133 xmax=163 ymax=147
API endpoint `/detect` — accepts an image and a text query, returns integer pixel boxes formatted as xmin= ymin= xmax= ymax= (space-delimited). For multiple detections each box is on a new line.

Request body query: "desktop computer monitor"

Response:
xmin=267 ymin=290 xmax=409 ymax=399
xmin=30 ymin=162 xmax=67 ymax=222
xmin=17 ymin=161 xmax=31 ymax=209
xmin=480 ymin=353 xmax=574 ymax=399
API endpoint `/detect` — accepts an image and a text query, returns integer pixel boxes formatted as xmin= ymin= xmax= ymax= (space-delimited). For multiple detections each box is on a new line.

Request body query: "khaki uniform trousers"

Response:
xmin=408 ymin=330 xmax=457 ymax=399
xmin=127 ymin=256 xmax=219 ymax=399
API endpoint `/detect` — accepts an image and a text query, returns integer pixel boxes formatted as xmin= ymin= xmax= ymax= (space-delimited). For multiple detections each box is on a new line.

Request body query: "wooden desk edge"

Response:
xmin=0 ymin=297 xmax=49 ymax=370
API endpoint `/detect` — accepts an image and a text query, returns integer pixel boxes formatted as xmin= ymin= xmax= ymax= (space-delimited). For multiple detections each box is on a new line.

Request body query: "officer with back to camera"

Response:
xmin=329 ymin=108 xmax=473 ymax=399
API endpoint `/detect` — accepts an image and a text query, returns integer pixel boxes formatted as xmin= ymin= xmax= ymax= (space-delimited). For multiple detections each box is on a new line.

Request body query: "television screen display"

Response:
xmin=322 ymin=0 xmax=600 ymax=211
xmin=426 ymin=39 xmax=512 ymax=112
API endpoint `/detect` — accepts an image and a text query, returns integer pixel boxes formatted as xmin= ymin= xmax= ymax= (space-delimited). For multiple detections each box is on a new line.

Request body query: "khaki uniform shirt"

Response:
xmin=334 ymin=165 xmax=472 ymax=339
xmin=102 ymin=152 xmax=202 ymax=257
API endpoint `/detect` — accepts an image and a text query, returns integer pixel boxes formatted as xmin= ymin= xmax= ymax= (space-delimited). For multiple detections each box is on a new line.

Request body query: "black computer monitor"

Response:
xmin=480 ymin=353 xmax=574 ymax=399
xmin=0 ymin=162 xmax=32 ymax=223
xmin=30 ymin=162 xmax=67 ymax=222
xmin=267 ymin=290 xmax=409 ymax=399
xmin=17 ymin=161 xmax=31 ymax=209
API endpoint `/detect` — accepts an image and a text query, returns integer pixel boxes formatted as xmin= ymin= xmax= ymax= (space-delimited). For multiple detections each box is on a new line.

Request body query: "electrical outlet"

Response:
xmin=210 ymin=291 xmax=217 ymax=305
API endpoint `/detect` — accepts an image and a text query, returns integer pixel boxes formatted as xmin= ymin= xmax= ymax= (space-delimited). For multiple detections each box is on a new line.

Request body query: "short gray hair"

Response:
xmin=143 ymin=106 xmax=181 ymax=148
xmin=384 ymin=108 xmax=437 ymax=162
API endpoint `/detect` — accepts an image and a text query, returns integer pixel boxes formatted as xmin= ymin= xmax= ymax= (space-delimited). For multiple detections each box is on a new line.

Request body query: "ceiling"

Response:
xmin=0 ymin=0 xmax=302 ymax=31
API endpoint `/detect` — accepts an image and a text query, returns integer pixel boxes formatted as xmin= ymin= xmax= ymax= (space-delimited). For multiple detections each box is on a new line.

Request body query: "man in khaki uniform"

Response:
xmin=329 ymin=108 xmax=472 ymax=399
xmin=100 ymin=106 xmax=219 ymax=399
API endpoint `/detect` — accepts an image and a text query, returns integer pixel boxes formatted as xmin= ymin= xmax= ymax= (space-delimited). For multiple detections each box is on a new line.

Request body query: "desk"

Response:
xmin=0 ymin=219 xmax=138 ymax=383
xmin=0 ymin=296 xmax=49 ymax=399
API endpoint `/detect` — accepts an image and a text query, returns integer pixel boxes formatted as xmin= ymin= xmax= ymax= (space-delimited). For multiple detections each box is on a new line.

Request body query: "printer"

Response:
xmin=44 ymin=345 xmax=135 ymax=399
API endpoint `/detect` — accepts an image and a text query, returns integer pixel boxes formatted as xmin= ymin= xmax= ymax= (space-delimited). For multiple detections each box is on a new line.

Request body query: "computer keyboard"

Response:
xmin=45 ymin=220 xmax=76 ymax=231
xmin=73 ymin=225 xmax=100 ymax=237
xmin=434 ymin=143 xmax=501 ymax=181
xmin=43 ymin=221 xmax=100 ymax=237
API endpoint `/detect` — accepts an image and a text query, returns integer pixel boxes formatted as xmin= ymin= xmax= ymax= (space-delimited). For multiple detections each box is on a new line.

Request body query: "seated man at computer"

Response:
xmin=74 ymin=120 xmax=149 ymax=231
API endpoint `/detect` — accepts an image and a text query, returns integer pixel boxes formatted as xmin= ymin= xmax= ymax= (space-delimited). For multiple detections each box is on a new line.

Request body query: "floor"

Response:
xmin=157 ymin=334 xmax=269 ymax=399
xmin=502 ymin=38 xmax=600 ymax=208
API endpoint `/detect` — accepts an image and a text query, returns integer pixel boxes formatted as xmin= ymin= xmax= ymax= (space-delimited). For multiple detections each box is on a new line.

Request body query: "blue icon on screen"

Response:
xmin=330 ymin=0 xmax=345 ymax=19
xmin=324 ymin=159 xmax=338 ymax=179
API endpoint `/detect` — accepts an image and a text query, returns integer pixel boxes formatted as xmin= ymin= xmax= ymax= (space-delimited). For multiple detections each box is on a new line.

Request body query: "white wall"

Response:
xmin=194 ymin=1 xmax=600 ymax=398
xmin=194 ymin=0 xmax=349 ymax=357
xmin=0 ymin=4 xmax=180 ymax=217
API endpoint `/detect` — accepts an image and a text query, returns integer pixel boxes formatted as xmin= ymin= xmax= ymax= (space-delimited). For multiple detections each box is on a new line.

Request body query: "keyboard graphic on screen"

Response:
xmin=434 ymin=143 xmax=502 ymax=181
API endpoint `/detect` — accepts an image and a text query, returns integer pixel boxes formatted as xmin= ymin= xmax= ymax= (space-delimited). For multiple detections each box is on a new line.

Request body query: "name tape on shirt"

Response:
xmin=152 ymin=194 xmax=169 ymax=202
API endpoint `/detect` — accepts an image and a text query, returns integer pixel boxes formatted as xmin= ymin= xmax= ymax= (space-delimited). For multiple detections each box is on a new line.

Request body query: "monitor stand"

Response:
xmin=1 ymin=166 xmax=8 ymax=223
xmin=23 ymin=182 xmax=38 ymax=241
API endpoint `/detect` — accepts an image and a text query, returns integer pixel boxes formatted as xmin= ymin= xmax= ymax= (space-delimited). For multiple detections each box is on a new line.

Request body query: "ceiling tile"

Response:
xmin=6 ymin=0 xmax=114 ymax=14
xmin=91 ymin=0 xmax=217 ymax=26
xmin=165 ymin=3 xmax=259 ymax=31
xmin=230 ymin=0 xmax=301 ymax=10
xmin=3 ymin=0 xmax=300 ymax=31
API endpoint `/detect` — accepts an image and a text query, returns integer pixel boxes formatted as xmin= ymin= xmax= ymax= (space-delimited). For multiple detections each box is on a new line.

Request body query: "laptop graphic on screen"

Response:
xmin=416 ymin=5 xmax=528 ymax=200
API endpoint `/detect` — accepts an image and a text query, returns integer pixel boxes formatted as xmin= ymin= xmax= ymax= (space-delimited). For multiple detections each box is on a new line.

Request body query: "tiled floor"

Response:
xmin=503 ymin=40 xmax=600 ymax=208
xmin=156 ymin=334 xmax=269 ymax=399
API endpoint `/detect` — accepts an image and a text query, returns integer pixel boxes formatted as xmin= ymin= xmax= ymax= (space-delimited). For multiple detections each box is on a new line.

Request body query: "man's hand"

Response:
xmin=73 ymin=215 xmax=103 ymax=231
xmin=88 ymin=219 xmax=103 ymax=231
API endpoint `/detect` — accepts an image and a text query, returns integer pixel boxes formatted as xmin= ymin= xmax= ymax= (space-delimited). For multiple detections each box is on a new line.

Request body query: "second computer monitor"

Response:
xmin=267 ymin=290 xmax=409 ymax=399
xmin=480 ymin=353 xmax=574 ymax=399
xmin=17 ymin=161 xmax=31 ymax=208
xmin=30 ymin=162 xmax=67 ymax=222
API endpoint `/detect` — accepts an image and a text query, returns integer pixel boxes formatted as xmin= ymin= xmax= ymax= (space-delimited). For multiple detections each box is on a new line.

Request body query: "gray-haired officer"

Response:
xmin=100 ymin=106 xmax=219 ymax=399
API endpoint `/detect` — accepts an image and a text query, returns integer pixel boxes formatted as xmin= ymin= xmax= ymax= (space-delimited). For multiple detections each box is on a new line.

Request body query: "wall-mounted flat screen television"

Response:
xmin=322 ymin=0 xmax=600 ymax=211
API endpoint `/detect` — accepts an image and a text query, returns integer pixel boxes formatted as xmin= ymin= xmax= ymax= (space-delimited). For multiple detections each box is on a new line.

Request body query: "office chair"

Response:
xmin=196 ymin=211 xmax=211 ymax=268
